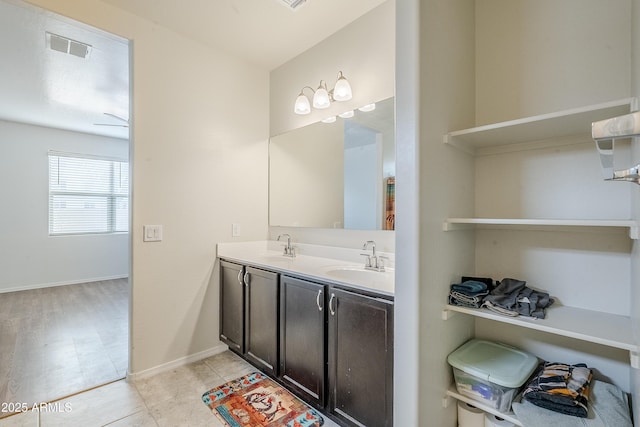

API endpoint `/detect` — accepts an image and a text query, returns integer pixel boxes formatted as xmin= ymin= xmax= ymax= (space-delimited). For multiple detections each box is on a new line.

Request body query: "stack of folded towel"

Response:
xmin=482 ymin=278 xmax=554 ymax=319
xmin=449 ymin=277 xmax=554 ymax=319
xmin=448 ymin=280 xmax=489 ymax=308
xmin=521 ymin=362 xmax=593 ymax=418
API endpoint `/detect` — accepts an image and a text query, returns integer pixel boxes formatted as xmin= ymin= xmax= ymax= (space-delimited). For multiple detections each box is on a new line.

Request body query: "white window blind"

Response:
xmin=48 ymin=152 xmax=129 ymax=235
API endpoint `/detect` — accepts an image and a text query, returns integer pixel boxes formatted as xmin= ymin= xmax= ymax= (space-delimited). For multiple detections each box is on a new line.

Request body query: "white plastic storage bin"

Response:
xmin=447 ymin=339 xmax=539 ymax=412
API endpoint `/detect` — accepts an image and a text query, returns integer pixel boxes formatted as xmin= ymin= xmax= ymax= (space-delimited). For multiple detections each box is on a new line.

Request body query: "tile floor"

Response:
xmin=0 ymin=350 xmax=341 ymax=427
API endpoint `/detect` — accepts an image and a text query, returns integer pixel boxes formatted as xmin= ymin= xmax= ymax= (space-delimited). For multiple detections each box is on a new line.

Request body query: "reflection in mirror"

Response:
xmin=269 ymin=97 xmax=395 ymax=230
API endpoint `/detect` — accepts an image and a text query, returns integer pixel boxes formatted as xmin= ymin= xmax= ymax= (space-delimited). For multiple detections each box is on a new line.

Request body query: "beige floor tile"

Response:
xmin=103 ymin=410 xmax=159 ymax=427
xmin=133 ymin=361 xmax=224 ymax=407
xmin=39 ymin=380 xmax=145 ymax=427
xmin=148 ymin=395 xmax=223 ymax=427
xmin=2 ymin=349 xmax=345 ymax=426
xmin=201 ymin=351 xmax=257 ymax=381
xmin=0 ymin=410 xmax=38 ymax=427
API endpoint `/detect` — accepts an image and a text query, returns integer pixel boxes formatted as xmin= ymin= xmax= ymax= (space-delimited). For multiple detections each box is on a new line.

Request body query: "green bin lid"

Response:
xmin=447 ymin=339 xmax=539 ymax=388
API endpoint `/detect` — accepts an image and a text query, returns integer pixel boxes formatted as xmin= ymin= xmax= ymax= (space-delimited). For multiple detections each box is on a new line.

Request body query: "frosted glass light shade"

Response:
xmin=313 ymin=86 xmax=331 ymax=109
xmin=321 ymin=116 xmax=337 ymax=123
xmin=333 ymin=74 xmax=352 ymax=101
xmin=358 ymin=103 xmax=376 ymax=112
xmin=338 ymin=110 xmax=354 ymax=118
xmin=294 ymin=93 xmax=311 ymax=115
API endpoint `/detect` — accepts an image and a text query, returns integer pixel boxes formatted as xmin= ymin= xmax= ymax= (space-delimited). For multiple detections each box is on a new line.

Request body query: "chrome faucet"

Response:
xmin=361 ymin=240 xmax=386 ymax=272
xmin=277 ymin=234 xmax=296 ymax=257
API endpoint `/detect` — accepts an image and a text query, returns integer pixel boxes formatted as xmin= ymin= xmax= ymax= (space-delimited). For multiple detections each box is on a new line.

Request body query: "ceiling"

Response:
xmin=99 ymin=0 xmax=388 ymax=70
xmin=0 ymin=0 xmax=386 ymax=140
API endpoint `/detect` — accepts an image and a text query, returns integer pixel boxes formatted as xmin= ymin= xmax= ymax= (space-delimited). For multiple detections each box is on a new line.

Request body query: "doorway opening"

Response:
xmin=0 ymin=0 xmax=131 ymax=416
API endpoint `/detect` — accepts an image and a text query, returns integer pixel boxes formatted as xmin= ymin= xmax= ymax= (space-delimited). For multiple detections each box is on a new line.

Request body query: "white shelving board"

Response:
xmin=443 ymin=304 xmax=639 ymax=366
xmin=445 ymin=385 xmax=523 ymax=426
xmin=443 ymin=218 xmax=639 ymax=239
xmin=443 ymin=98 xmax=636 ymax=154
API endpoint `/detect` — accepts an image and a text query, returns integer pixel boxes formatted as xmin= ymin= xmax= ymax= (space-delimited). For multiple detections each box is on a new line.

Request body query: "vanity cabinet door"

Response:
xmin=244 ymin=266 xmax=279 ymax=376
xmin=328 ymin=287 xmax=394 ymax=427
xmin=219 ymin=260 xmax=245 ymax=355
xmin=279 ymin=276 xmax=326 ymax=407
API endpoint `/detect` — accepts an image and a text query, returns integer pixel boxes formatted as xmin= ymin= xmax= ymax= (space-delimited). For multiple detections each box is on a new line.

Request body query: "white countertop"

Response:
xmin=217 ymin=240 xmax=394 ymax=297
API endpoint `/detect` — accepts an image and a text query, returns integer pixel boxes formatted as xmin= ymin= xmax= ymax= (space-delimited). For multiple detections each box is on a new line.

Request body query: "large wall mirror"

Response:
xmin=269 ymin=97 xmax=395 ymax=230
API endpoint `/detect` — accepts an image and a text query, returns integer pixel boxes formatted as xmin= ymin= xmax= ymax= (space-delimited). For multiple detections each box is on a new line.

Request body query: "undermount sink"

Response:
xmin=322 ymin=265 xmax=394 ymax=282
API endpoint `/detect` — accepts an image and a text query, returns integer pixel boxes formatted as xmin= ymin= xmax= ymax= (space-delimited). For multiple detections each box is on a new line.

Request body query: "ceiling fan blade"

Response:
xmin=103 ymin=112 xmax=129 ymax=123
xmin=94 ymin=112 xmax=129 ymax=128
xmin=94 ymin=123 xmax=129 ymax=127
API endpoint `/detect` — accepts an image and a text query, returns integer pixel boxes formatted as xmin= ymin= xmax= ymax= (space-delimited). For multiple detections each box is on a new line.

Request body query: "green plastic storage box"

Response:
xmin=447 ymin=339 xmax=539 ymax=412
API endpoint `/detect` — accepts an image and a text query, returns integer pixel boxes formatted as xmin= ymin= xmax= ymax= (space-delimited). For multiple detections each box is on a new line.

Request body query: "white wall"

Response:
xmin=269 ymin=120 xmax=344 ymax=228
xmin=417 ymin=1 xmax=477 ymax=425
xmin=25 ymin=0 xmax=270 ymax=374
xmin=0 ymin=120 xmax=129 ymax=292
xmin=476 ymin=0 xmax=631 ymax=125
xmin=268 ymin=0 xmax=396 ymax=251
xmin=472 ymin=0 xmax=633 ymax=393
xmin=410 ymin=0 xmax=636 ymax=425
xmin=630 ymin=0 xmax=640 ymax=423
xmin=393 ymin=0 xmax=420 ymax=424
xmin=270 ymin=0 xmax=395 ymax=136
xmin=343 ymin=127 xmax=382 ymax=229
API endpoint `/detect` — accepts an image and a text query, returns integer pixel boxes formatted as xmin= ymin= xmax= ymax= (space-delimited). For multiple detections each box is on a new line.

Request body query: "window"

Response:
xmin=48 ymin=152 xmax=129 ymax=235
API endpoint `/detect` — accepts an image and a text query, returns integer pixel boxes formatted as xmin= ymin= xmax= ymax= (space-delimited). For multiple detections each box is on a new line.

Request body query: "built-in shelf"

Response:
xmin=443 ymin=218 xmax=639 ymax=239
xmin=443 ymin=98 xmax=636 ymax=154
xmin=445 ymin=385 xmax=523 ymax=426
xmin=442 ymin=304 xmax=639 ymax=367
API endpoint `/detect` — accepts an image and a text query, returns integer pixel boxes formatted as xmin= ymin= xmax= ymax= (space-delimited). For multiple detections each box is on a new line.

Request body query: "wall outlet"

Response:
xmin=143 ymin=225 xmax=163 ymax=242
xmin=232 ymin=223 xmax=241 ymax=237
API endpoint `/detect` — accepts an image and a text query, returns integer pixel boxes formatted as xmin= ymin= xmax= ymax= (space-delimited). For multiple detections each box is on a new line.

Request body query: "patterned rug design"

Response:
xmin=202 ymin=372 xmax=324 ymax=427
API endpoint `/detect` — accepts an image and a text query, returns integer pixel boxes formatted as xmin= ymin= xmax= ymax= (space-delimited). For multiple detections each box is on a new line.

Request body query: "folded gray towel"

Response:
xmin=483 ymin=278 xmax=554 ymax=319
xmin=512 ymin=380 xmax=632 ymax=427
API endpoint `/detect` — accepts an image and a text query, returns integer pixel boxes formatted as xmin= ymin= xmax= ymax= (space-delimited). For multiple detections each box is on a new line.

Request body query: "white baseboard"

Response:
xmin=126 ymin=343 xmax=229 ymax=381
xmin=0 ymin=275 xmax=129 ymax=294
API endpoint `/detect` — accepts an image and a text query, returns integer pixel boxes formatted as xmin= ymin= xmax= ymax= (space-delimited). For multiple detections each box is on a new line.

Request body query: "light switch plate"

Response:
xmin=143 ymin=225 xmax=163 ymax=242
xmin=232 ymin=223 xmax=241 ymax=237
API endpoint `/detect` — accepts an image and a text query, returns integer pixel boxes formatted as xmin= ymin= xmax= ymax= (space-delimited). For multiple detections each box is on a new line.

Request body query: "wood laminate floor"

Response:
xmin=0 ymin=279 xmax=128 ymax=416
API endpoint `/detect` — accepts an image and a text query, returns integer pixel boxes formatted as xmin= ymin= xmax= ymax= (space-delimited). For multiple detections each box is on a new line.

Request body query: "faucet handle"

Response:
xmin=360 ymin=253 xmax=372 ymax=267
xmin=378 ymin=255 xmax=389 ymax=269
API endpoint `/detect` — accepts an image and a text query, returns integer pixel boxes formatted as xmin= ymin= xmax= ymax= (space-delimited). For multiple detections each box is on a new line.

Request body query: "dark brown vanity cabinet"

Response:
xmin=219 ymin=260 xmax=245 ymax=354
xmin=220 ymin=259 xmax=394 ymax=426
xmin=219 ymin=260 xmax=279 ymax=376
xmin=279 ymin=275 xmax=394 ymax=426
xmin=279 ymin=275 xmax=326 ymax=408
xmin=244 ymin=266 xmax=279 ymax=375
xmin=328 ymin=287 xmax=394 ymax=427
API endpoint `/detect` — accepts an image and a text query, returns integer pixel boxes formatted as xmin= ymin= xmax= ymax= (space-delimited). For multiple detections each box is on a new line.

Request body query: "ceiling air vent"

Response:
xmin=46 ymin=32 xmax=92 ymax=59
xmin=277 ymin=0 xmax=307 ymax=11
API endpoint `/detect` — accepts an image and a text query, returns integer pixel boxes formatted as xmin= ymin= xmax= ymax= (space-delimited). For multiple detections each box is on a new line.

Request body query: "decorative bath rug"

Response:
xmin=202 ymin=372 xmax=324 ymax=427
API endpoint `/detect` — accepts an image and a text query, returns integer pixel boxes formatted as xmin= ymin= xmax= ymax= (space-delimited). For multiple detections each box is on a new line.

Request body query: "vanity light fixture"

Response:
xmin=294 ymin=71 xmax=353 ymax=115
xmin=358 ymin=103 xmax=376 ymax=112
xmin=320 ymin=103 xmax=378 ymax=124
